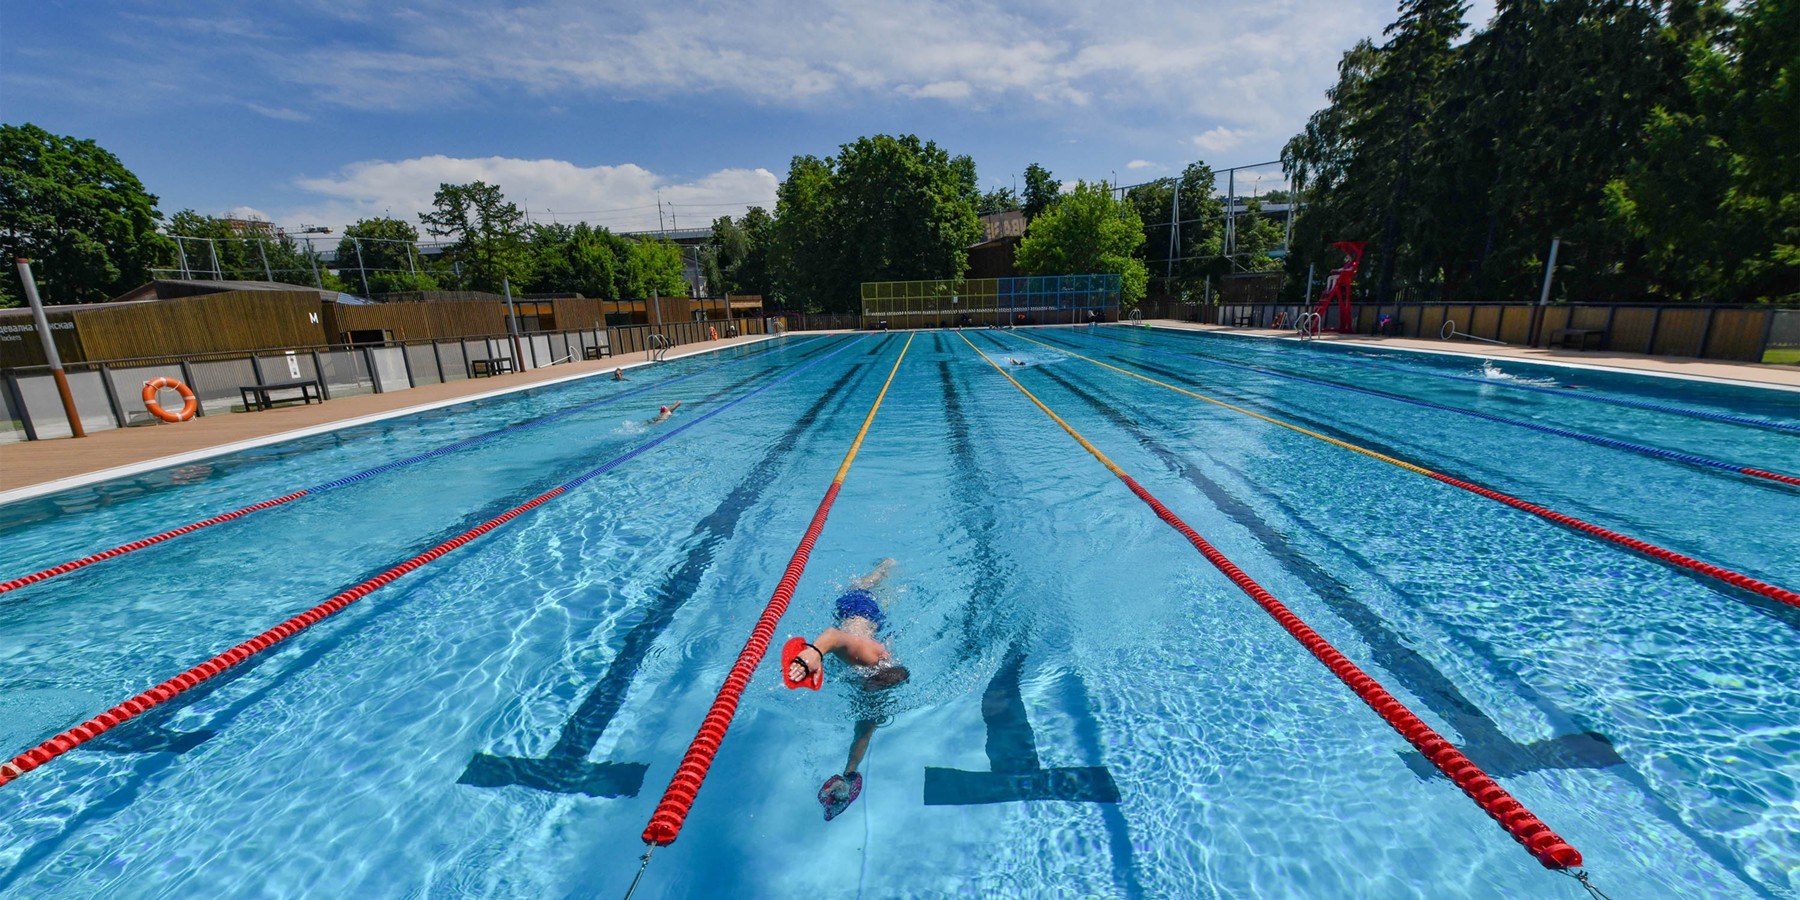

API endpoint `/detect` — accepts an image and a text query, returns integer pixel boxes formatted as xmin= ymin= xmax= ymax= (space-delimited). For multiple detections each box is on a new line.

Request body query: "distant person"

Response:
xmin=648 ymin=401 xmax=681 ymax=425
xmin=1087 ymin=310 xmax=1098 ymax=327
xmin=782 ymin=558 xmax=909 ymax=820
xmin=613 ymin=368 xmax=629 ymax=382
xmin=1008 ymin=357 xmax=1025 ymax=366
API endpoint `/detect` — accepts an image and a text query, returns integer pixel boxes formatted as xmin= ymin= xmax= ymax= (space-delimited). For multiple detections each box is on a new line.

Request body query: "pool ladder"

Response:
xmin=648 ymin=333 xmax=672 ymax=362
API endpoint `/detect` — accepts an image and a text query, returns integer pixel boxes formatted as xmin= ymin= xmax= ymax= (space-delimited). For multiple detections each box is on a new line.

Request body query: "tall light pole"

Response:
xmin=14 ymin=258 xmax=84 ymax=437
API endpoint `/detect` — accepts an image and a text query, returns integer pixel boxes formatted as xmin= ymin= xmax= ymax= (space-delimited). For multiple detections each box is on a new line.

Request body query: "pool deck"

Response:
xmin=1143 ymin=320 xmax=1800 ymax=391
xmin=0 ymin=332 xmax=780 ymax=502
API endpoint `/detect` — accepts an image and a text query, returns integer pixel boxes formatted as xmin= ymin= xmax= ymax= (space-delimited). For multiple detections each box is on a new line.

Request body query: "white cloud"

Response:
xmin=225 ymin=206 xmax=272 ymax=221
xmin=1126 ymin=159 xmax=1160 ymax=171
xmin=1192 ymin=126 xmax=1254 ymax=155
xmin=283 ymin=155 xmax=779 ymax=234
xmin=244 ymin=102 xmax=311 ymax=122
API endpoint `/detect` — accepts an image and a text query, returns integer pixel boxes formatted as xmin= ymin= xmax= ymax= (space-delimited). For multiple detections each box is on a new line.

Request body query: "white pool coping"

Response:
xmin=0 ymin=335 xmax=781 ymax=507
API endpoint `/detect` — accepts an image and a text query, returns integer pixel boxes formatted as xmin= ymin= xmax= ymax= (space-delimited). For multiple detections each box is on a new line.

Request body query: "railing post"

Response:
xmin=311 ymin=350 xmax=331 ymax=400
xmin=180 ymin=359 xmax=205 ymax=416
xmin=1695 ymin=306 xmax=1717 ymax=359
xmin=1645 ymin=306 xmax=1664 ymax=355
xmin=363 ymin=346 xmax=382 ymax=393
xmin=7 ymin=371 xmax=41 ymax=440
xmin=250 ymin=354 xmax=267 ymax=386
xmin=398 ymin=342 xmax=416 ymax=388
xmin=432 ymin=339 xmax=446 ymax=382
xmin=97 ymin=365 xmax=127 ymax=427
xmin=1757 ymin=308 xmax=1777 ymax=364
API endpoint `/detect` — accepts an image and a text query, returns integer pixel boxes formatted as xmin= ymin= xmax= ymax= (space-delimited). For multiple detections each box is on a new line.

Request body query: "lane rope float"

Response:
xmin=1146 ymin=324 xmax=1800 ymax=435
xmin=0 ymin=335 xmax=868 ymax=790
xmin=1003 ymin=330 xmax=1800 ymax=610
xmin=1080 ymin=329 xmax=1800 ymax=488
xmin=640 ymin=332 xmax=915 ymax=852
xmin=0 ymin=336 xmax=830 ymax=597
xmin=956 ymin=331 xmax=1585 ymax=871
xmin=142 ymin=376 xmax=198 ymax=423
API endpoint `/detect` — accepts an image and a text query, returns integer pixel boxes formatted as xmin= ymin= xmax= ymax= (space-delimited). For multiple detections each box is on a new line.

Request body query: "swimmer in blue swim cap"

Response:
xmin=781 ymin=557 xmax=910 ymax=820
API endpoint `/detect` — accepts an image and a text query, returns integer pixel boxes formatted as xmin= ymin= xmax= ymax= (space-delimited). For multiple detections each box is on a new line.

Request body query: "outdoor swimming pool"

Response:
xmin=1 ymin=326 xmax=1796 ymax=898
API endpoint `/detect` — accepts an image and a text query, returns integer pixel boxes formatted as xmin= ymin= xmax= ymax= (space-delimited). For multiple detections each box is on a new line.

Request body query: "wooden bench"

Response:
xmin=240 ymin=379 xmax=323 ymax=412
xmin=583 ymin=345 xmax=604 ymax=361
xmin=1232 ymin=315 xmax=1255 ymax=327
xmin=468 ymin=358 xmax=516 ymax=377
xmin=1549 ymin=328 xmax=1606 ymax=350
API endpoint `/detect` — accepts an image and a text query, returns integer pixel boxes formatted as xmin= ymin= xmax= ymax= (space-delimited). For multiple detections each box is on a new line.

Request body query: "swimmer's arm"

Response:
xmin=850 ymin=558 xmax=897 ymax=590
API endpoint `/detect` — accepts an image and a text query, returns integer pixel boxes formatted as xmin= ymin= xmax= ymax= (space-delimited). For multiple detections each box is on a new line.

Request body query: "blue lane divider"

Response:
xmin=1064 ymin=329 xmax=1800 ymax=486
xmin=307 ymin=335 xmax=832 ymax=491
xmin=1140 ymin=325 xmax=1800 ymax=434
xmin=562 ymin=333 xmax=874 ymax=490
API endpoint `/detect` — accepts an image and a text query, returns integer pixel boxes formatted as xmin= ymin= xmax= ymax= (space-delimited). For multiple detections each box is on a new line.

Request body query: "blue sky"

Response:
xmin=3 ymin=0 xmax=1493 ymax=235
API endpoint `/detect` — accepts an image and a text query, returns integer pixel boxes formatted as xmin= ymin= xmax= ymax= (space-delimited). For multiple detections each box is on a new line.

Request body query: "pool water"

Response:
xmin=1 ymin=326 xmax=1796 ymax=898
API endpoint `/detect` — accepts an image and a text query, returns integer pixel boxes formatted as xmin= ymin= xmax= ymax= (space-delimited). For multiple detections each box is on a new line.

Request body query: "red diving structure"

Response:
xmin=1314 ymin=241 xmax=1366 ymax=333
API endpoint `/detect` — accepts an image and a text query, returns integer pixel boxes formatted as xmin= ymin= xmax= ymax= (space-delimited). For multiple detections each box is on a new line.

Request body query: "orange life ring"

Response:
xmin=142 ymin=376 xmax=198 ymax=423
xmin=708 ymin=326 xmax=719 ymax=341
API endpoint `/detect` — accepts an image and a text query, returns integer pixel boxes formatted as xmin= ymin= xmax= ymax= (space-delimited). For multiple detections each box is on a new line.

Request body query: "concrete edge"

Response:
xmin=1139 ymin=323 xmax=1800 ymax=393
xmin=0 ymin=335 xmax=781 ymax=507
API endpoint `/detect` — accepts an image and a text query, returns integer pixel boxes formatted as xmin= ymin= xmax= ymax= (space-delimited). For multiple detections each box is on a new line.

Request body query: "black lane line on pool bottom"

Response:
xmin=457 ymin=358 xmax=879 ymax=797
xmin=999 ymin=337 xmax=1628 ymax=778
xmin=1019 ymin=349 xmax=1781 ymax=899
xmin=928 ymin=343 xmax=1143 ymax=899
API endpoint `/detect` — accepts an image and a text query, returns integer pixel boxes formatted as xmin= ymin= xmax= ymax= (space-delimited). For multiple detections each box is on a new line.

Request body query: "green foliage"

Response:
xmin=701 ymin=206 xmax=774 ymax=297
xmin=1607 ymin=0 xmax=1799 ymax=303
xmin=771 ymin=135 xmax=982 ymax=312
xmin=0 ymin=123 xmax=174 ymax=305
xmin=1232 ymin=199 xmax=1287 ymax=272
xmin=523 ymin=222 xmax=627 ymax=298
xmin=1015 ymin=181 xmax=1149 ymax=306
xmin=1128 ymin=161 xmax=1227 ymax=295
xmin=1022 ymin=163 xmax=1060 ymax=222
xmin=978 ymin=186 xmax=1019 ymax=215
xmin=1283 ymin=0 xmax=1793 ymax=305
xmin=418 ymin=181 xmax=530 ymax=293
xmin=623 ymin=237 xmax=688 ymax=299
xmin=338 ymin=217 xmax=438 ymax=295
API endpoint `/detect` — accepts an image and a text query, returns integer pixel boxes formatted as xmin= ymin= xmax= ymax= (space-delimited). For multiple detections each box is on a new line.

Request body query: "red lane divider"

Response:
xmin=0 ymin=492 xmax=312 ymax=595
xmin=1743 ymin=467 xmax=1800 ymax=488
xmin=1117 ymin=470 xmax=1582 ymax=868
xmin=958 ymin=332 xmax=1583 ymax=871
xmin=1432 ymin=471 xmax=1800 ymax=609
xmin=642 ymin=481 xmax=842 ymax=846
xmin=0 ymin=488 xmax=563 ymax=788
xmin=641 ymin=332 xmax=915 ymax=848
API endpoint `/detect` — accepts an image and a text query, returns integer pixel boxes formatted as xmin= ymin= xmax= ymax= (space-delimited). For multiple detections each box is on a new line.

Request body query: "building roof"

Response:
xmin=112 ymin=279 xmax=340 ymax=304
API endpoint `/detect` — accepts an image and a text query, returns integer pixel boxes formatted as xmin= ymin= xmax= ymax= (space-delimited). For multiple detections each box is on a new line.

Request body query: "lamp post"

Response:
xmin=14 ymin=258 xmax=84 ymax=437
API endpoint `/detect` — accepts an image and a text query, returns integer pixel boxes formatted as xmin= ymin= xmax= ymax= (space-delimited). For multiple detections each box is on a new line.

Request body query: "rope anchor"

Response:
xmin=621 ymin=845 xmax=654 ymax=900
xmin=1564 ymin=869 xmax=1613 ymax=900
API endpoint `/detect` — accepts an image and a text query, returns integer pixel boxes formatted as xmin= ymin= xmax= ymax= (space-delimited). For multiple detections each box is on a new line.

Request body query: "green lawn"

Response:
xmin=1762 ymin=348 xmax=1800 ymax=365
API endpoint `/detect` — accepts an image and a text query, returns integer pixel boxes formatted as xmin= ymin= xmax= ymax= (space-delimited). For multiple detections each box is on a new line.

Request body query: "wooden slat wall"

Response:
xmin=73 ymin=291 xmax=327 ymax=360
xmin=1652 ymin=308 xmax=1708 ymax=357
xmin=1609 ymin=308 xmax=1656 ymax=352
xmin=331 ymin=301 xmax=508 ymax=340
xmin=1498 ymin=306 xmax=1534 ymax=344
xmin=1705 ymin=309 xmax=1768 ymax=362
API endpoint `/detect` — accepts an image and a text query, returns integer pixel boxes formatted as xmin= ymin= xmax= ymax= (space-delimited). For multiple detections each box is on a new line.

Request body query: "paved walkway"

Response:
xmin=0 ymin=333 xmax=778 ymax=499
xmin=1143 ymin=320 xmax=1800 ymax=390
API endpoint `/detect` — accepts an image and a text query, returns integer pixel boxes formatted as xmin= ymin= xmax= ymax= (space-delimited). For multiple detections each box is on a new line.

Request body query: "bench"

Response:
xmin=583 ymin=345 xmax=604 ymax=361
xmin=1232 ymin=315 xmax=1255 ymax=327
xmin=240 ymin=379 xmax=323 ymax=412
xmin=1549 ymin=328 xmax=1606 ymax=350
xmin=468 ymin=358 xmax=516 ymax=377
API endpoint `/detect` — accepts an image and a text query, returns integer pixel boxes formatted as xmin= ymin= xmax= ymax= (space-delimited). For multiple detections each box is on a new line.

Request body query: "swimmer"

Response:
xmin=648 ymin=400 xmax=682 ymax=424
xmin=612 ymin=368 xmax=628 ymax=381
xmin=1008 ymin=357 xmax=1025 ymax=366
xmin=781 ymin=558 xmax=909 ymax=820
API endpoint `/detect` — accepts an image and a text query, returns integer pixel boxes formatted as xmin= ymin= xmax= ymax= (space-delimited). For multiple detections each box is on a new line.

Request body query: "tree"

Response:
xmin=338 ymin=217 xmax=437 ymax=295
xmin=1128 ymin=161 xmax=1226 ymax=296
xmin=1022 ymin=163 xmax=1060 ymax=222
xmin=623 ymin=237 xmax=688 ymax=299
xmin=0 ymin=123 xmax=174 ymax=306
xmin=418 ymin=181 xmax=529 ymax=292
xmin=771 ymin=135 xmax=983 ymax=312
xmin=978 ymin=185 xmax=1019 ymax=215
xmin=701 ymin=206 xmax=774 ymax=297
xmin=1231 ymin=199 xmax=1286 ymax=272
xmin=1608 ymin=0 xmax=1797 ymax=302
xmin=523 ymin=222 xmax=624 ymax=298
xmin=1015 ymin=180 xmax=1149 ymax=307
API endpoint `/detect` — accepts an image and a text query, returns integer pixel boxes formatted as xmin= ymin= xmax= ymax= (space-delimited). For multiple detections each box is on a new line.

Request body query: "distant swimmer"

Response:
xmin=782 ymin=557 xmax=909 ymax=821
xmin=648 ymin=400 xmax=682 ymax=424
xmin=1008 ymin=357 xmax=1025 ymax=366
xmin=613 ymin=368 xmax=629 ymax=381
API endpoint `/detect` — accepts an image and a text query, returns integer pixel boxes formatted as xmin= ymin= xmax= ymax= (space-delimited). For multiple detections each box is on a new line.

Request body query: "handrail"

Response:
xmin=2 ymin=327 xmax=604 ymax=375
